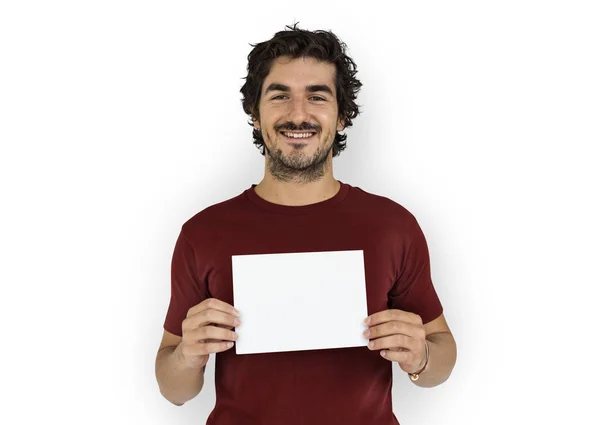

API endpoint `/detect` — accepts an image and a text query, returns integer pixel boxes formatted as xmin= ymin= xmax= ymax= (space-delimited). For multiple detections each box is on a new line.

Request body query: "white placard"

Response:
xmin=231 ymin=250 xmax=369 ymax=355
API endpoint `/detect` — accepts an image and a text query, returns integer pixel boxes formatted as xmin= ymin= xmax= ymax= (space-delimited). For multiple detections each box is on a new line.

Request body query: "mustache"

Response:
xmin=276 ymin=122 xmax=320 ymax=132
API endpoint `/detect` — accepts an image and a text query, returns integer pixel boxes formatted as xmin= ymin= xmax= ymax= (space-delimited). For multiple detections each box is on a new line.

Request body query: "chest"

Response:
xmin=199 ymin=216 xmax=399 ymax=316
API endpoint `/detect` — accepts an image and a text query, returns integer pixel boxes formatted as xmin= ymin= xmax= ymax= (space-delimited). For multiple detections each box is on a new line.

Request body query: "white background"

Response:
xmin=1 ymin=1 xmax=599 ymax=424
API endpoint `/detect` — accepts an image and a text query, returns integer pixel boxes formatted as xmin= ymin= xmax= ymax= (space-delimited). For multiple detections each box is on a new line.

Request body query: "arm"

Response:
xmin=409 ymin=330 xmax=457 ymax=388
xmin=385 ymin=216 xmax=456 ymax=387
xmin=155 ymin=330 xmax=206 ymax=406
xmin=364 ymin=312 xmax=457 ymax=388
xmin=156 ymin=299 xmax=239 ymax=405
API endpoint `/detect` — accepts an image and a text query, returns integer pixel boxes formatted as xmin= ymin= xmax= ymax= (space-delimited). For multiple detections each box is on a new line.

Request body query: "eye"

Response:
xmin=271 ymin=95 xmax=287 ymax=100
xmin=310 ymin=96 xmax=326 ymax=101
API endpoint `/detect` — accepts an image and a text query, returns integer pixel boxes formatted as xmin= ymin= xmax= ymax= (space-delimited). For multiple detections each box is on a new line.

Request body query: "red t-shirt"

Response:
xmin=163 ymin=180 xmax=443 ymax=425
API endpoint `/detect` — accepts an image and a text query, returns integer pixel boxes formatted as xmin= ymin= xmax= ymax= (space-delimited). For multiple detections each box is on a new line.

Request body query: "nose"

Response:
xmin=287 ymin=97 xmax=310 ymax=126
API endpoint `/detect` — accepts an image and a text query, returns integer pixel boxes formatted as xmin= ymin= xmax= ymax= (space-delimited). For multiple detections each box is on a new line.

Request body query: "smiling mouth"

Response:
xmin=279 ymin=131 xmax=318 ymax=141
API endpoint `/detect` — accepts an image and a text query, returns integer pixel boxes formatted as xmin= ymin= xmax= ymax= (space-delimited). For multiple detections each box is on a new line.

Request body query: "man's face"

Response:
xmin=253 ymin=55 xmax=344 ymax=182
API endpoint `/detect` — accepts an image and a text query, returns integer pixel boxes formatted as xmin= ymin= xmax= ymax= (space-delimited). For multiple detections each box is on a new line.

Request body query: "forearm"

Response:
xmin=155 ymin=343 xmax=205 ymax=405
xmin=408 ymin=331 xmax=457 ymax=388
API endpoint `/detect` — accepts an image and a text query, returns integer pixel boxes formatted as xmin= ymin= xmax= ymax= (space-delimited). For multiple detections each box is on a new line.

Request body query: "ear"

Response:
xmin=336 ymin=117 xmax=345 ymax=132
xmin=252 ymin=115 xmax=260 ymax=129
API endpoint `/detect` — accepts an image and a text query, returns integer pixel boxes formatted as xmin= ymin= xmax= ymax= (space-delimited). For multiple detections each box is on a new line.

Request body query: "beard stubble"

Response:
xmin=263 ymin=130 xmax=335 ymax=184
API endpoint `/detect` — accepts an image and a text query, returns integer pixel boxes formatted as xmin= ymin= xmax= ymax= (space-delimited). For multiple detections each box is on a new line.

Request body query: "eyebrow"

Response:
xmin=264 ymin=83 xmax=334 ymax=96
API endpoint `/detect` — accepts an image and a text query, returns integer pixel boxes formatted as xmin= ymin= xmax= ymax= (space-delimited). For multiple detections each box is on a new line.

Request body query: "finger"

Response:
xmin=379 ymin=349 xmax=411 ymax=364
xmin=187 ymin=298 xmax=240 ymax=319
xmin=365 ymin=309 xmax=422 ymax=327
xmin=184 ymin=308 xmax=241 ymax=332
xmin=215 ymin=323 xmax=235 ymax=331
xmin=364 ymin=320 xmax=421 ymax=340
xmin=192 ymin=325 xmax=238 ymax=343
xmin=367 ymin=334 xmax=415 ymax=352
xmin=188 ymin=340 xmax=235 ymax=356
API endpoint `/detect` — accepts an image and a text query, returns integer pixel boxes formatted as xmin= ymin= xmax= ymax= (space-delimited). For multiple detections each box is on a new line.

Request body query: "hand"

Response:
xmin=178 ymin=298 xmax=241 ymax=369
xmin=363 ymin=309 xmax=427 ymax=374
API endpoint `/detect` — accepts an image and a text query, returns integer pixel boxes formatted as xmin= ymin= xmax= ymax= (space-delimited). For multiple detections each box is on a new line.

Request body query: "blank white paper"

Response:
xmin=231 ymin=250 xmax=369 ymax=355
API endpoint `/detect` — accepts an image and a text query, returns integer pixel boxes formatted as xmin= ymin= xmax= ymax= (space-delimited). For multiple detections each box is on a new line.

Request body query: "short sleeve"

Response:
xmin=388 ymin=216 xmax=443 ymax=324
xmin=163 ymin=228 xmax=209 ymax=337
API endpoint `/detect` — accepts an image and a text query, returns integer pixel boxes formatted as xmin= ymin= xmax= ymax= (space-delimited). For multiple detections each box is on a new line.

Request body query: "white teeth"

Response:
xmin=282 ymin=132 xmax=314 ymax=138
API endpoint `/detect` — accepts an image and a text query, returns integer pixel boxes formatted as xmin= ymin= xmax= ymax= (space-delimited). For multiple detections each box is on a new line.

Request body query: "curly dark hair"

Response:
xmin=240 ymin=22 xmax=363 ymax=157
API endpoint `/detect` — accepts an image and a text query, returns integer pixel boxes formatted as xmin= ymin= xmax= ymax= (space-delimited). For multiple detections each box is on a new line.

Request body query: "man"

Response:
xmin=155 ymin=23 xmax=457 ymax=424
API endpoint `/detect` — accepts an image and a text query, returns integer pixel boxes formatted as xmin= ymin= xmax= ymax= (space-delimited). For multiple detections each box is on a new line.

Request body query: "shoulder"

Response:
xmin=349 ymin=184 xmax=420 ymax=227
xmin=179 ymin=190 xmax=248 ymax=239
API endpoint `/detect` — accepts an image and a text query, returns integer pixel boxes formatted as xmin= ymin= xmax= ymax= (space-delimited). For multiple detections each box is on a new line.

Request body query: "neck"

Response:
xmin=254 ymin=168 xmax=341 ymax=207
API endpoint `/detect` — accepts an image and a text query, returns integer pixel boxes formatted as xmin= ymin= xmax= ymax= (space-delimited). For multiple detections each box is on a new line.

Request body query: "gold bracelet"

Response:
xmin=409 ymin=340 xmax=429 ymax=381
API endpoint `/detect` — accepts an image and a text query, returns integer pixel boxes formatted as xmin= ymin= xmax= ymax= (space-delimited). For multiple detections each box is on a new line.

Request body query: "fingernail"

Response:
xmin=363 ymin=329 xmax=370 ymax=338
xmin=368 ymin=341 xmax=374 ymax=349
xmin=227 ymin=342 xmax=234 ymax=348
xmin=364 ymin=317 xmax=371 ymax=325
xmin=232 ymin=308 xmax=240 ymax=317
